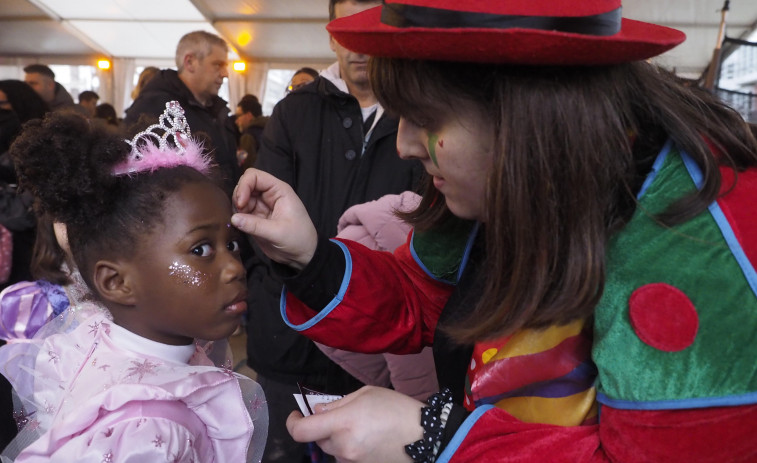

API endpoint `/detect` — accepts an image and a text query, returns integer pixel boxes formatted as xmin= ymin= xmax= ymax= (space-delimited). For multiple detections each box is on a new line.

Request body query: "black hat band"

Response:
xmin=381 ymin=2 xmax=622 ymax=36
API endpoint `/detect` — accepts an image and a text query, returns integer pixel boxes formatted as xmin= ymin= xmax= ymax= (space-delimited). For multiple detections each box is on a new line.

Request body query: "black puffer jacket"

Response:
xmin=124 ymin=70 xmax=240 ymax=195
xmin=247 ymin=74 xmax=424 ymax=390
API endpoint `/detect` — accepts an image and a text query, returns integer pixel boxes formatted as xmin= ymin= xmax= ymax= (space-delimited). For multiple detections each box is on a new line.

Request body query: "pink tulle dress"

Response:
xmin=0 ymin=278 xmax=267 ymax=462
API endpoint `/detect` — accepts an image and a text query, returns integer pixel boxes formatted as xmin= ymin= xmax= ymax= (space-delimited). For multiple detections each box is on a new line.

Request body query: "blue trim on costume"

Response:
xmin=636 ymin=138 xmax=674 ymax=199
xmin=456 ymin=222 xmax=480 ymax=283
xmin=436 ymin=405 xmax=495 ymax=463
xmin=409 ymin=222 xmax=480 ymax=284
xmin=280 ymin=239 xmax=353 ymax=331
xmin=680 ymin=154 xmax=757 ymax=300
xmin=598 ymin=390 xmax=757 ymax=410
xmin=680 ymin=151 xmax=705 ymax=190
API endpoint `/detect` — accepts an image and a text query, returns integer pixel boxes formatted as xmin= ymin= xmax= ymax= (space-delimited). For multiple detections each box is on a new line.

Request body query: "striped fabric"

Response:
xmin=464 ymin=318 xmax=598 ymax=426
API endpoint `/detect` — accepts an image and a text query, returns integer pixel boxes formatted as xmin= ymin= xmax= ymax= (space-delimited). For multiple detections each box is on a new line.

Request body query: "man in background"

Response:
xmin=23 ymin=64 xmax=76 ymax=112
xmin=77 ymin=90 xmax=99 ymax=118
xmin=124 ymin=30 xmax=239 ymax=195
xmin=246 ymin=1 xmax=424 ymax=461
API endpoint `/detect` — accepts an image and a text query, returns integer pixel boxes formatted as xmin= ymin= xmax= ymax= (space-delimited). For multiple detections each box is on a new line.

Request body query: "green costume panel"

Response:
xmin=594 ymin=144 xmax=757 ymax=409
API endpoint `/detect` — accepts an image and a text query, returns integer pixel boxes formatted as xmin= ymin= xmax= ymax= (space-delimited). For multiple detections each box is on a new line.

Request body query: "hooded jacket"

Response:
xmin=246 ymin=62 xmax=424 ymax=389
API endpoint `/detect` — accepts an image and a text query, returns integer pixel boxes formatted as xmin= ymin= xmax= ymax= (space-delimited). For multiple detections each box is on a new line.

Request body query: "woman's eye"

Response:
xmin=192 ymin=243 xmax=213 ymax=257
xmin=408 ymin=118 xmax=427 ymax=128
xmin=227 ymin=239 xmax=241 ymax=253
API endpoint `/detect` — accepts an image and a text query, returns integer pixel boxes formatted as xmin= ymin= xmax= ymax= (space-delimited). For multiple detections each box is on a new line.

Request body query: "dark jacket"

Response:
xmin=239 ymin=115 xmax=269 ymax=171
xmin=50 ymin=83 xmax=75 ymax=112
xmin=124 ymin=70 xmax=240 ymax=195
xmin=247 ymin=75 xmax=424 ymax=389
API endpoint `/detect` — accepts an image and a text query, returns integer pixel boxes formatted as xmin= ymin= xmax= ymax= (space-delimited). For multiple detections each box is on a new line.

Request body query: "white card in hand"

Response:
xmin=294 ymin=383 xmax=344 ymax=416
xmin=293 ymin=393 xmax=343 ymax=416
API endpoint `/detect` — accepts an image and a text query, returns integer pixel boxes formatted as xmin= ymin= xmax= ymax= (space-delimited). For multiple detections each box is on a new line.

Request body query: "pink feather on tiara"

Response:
xmin=112 ymin=101 xmax=213 ymax=176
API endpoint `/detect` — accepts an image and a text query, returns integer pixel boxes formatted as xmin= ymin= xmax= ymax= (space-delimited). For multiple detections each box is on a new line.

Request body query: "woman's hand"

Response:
xmin=286 ymin=386 xmax=424 ymax=463
xmin=231 ymin=168 xmax=317 ymax=271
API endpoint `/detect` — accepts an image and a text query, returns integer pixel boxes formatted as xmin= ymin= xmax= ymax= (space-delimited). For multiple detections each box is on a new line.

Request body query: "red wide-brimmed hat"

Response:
xmin=327 ymin=0 xmax=686 ymax=65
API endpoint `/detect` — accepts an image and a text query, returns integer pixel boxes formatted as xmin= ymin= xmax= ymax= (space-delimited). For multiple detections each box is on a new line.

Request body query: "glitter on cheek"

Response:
xmin=168 ymin=262 xmax=209 ymax=288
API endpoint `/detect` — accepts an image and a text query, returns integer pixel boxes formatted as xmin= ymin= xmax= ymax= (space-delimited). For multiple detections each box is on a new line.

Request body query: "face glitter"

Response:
xmin=168 ymin=262 xmax=209 ymax=287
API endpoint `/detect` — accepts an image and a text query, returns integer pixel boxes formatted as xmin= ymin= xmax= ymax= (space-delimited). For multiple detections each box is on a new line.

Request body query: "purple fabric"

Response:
xmin=0 ymin=281 xmax=57 ymax=341
xmin=37 ymin=280 xmax=70 ymax=316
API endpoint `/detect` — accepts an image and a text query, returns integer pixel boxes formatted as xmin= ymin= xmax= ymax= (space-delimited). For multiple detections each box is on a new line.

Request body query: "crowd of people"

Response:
xmin=1 ymin=0 xmax=756 ymax=462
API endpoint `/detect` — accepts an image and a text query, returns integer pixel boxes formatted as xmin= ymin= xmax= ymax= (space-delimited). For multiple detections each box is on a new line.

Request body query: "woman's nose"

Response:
xmin=396 ymin=118 xmax=427 ymax=161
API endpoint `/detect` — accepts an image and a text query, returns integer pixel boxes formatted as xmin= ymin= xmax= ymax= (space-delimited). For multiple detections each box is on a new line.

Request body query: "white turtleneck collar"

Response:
xmin=109 ymin=322 xmax=195 ymax=365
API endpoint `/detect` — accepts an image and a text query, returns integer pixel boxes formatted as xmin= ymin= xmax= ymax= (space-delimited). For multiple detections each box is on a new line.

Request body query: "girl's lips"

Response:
xmin=224 ymin=299 xmax=247 ymax=315
xmin=432 ymin=176 xmax=445 ymax=190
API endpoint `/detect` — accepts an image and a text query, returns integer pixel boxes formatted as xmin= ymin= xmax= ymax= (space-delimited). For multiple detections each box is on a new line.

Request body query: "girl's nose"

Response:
xmin=222 ymin=251 xmax=246 ymax=283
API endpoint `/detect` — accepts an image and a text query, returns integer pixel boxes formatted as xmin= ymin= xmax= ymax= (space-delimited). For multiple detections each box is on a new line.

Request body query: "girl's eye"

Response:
xmin=192 ymin=243 xmax=213 ymax=257
xmin=227 ymin=239 xmax=241 ymax=253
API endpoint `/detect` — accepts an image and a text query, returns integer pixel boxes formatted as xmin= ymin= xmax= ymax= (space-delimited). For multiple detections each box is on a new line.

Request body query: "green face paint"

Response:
xmin=427 ymin=133 xmax=440 ymax=167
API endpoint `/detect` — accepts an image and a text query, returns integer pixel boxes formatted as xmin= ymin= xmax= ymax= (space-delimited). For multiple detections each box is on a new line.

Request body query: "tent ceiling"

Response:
xmin=0 ymin=0 xmax=756 ymax=75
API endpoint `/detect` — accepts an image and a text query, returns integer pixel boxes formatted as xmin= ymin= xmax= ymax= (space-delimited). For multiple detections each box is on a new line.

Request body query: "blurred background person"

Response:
xmin=23 ymin=64 xmax=75 ymax=113
xmin=244 ymin=1 xmax=424 ymax=461
xmin=130 ymin=66 xmax=160 ymax=102
xmin=0 ymin=80 xmax=50 ymax=449
xmin=0 ymin=79 xmax=49 ymax=290
xmin=77 ymin=90 xmax=99 ymax=118
xmin=93 ymin=102 xmax=121 ymax=133
xmin=124 ymin=31 xmax=239 ymax=196
xmin=234 ymin=94 xmax=268 ymax=170
xmin=288 ymin=66 xmax=319 ymax=93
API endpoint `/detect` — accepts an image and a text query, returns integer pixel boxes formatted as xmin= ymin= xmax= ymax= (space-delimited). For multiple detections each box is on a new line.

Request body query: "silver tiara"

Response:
xmin=113 ymin=101 xmax=212 ymax=176
xmin=125 ymin=100 xmax=192 ymax=157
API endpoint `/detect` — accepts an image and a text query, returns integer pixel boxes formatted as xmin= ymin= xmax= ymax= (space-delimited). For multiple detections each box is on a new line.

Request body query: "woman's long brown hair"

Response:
xmin=370 ymin=58 xmax=757 ymax=344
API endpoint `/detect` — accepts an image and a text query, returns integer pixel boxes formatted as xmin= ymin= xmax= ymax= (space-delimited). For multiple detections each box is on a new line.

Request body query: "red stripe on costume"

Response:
xmin=717 ymin=166 xmax=757 ymax=272
xmin=471 ymin=332 xmax=592 ymax=399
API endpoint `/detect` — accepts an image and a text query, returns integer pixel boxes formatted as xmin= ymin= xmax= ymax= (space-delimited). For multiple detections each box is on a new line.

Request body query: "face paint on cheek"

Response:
xmin=168 ymin=262 xmax=209 ymax=288
xmin=427 ymin=133 xmax=440 ymax=168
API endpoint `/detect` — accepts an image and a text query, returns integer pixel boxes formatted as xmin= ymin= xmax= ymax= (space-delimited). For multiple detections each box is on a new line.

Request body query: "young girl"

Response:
xmin=0 ymin=102 xmax=267 ymax=462
xmin=231 ymin=0 xmax=757 ymax=462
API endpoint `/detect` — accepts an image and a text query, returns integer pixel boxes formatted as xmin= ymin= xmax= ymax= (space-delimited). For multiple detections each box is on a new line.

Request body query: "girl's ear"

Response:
xmin=93 ymin=260 xmax=138 ymax=306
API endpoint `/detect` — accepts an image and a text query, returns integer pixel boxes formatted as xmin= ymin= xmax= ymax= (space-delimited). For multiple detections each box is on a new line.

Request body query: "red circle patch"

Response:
xmin=628 ymin=283 xmax=699 ymax=352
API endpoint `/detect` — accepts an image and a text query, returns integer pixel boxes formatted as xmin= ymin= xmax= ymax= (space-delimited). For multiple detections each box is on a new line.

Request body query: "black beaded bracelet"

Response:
xmin=404 ymin=388 xmax=454 ymax=463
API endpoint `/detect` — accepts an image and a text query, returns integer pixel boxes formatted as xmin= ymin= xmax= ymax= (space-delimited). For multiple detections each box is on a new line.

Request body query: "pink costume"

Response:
xmin=315 ymin=192 xmax=439 ymax=401
xmin=0 ymin=300 xmax=267 ymax=462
